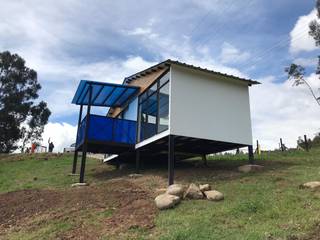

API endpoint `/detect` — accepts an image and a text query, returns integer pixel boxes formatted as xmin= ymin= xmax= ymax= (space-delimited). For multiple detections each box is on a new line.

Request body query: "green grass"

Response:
xmin=1 ymin=148 xmax=320 ymax=239
xmin=155 ymin=148 xmax=320 ymax=240
xmin=0 ymin=153 xmax=108 ymax=192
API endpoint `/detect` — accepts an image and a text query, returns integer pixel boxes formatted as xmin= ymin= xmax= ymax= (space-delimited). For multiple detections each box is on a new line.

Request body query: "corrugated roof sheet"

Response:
xmin=124 ymin=59 xmax=260 ymax=85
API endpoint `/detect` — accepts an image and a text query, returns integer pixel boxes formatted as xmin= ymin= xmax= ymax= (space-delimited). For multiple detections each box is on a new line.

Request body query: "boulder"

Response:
xmin=184 ymin=183 xmax=204 ymax=199
xmin=238 ymin=164 xmax=264 ymax=173
xmin=154 ymin=193 xmax=180 ymax=210
xmin=301 ymin=181 xmax=320 ymax=189
xmin=204 ymin=190 xmax=224 ymax=201
xmin=166 ymin=184 xmax=185 ymax=197
xmin=199 ymin=184 xmax=211 ymax=192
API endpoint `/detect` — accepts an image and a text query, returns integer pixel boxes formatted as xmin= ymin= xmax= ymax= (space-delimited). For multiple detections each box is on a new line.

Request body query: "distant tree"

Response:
xmin=0 ymin=51 xmax=51 ymax=153
xmin=286 ymin=0 xmax=320 ymax=106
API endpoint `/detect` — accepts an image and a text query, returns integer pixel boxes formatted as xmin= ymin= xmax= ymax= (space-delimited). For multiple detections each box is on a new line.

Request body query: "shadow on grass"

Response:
xmin=90 ymin=154 xmax=299 ymax=184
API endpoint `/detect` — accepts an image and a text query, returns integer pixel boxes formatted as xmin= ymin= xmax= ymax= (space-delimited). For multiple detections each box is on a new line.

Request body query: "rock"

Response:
xmin=166 ymin=184 xmax=185 ymax=197
xmin=128 ymin=173 xmax=143 ymax=178
xmin=71 ymin=182 xmax=88 ymax=187
xmin=204 ymin=190 xmax=224 ymax=201
xmin=184 ymin=183 xmax=204 ymax=199
xmin=154 ymin=193 xmax=180 ymax=210
xmin=199 ymin=184 xmax=211 ymax=192
xmin=238 ymin=164 xmax=264 ymax=173
xmin=301 ymin=181 xmax=320 ymax=189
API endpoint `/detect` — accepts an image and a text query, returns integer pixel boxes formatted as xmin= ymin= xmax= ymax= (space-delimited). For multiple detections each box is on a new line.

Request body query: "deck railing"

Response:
xmin=76 ymin=114 xmax=136 ymax=147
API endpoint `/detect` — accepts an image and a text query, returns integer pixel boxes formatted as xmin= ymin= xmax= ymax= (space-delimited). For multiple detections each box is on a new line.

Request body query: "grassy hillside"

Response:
xmin=1 ymin=148 xmax=320 ymax=239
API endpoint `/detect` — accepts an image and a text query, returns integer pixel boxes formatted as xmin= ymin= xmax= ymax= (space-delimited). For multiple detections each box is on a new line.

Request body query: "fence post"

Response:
xmin=280 ymin=138 xmax=284 ymax=152
xmin=256 ymin=140 xmax=261 ymax=155
xmin=304 ymin=134 xmax=309 ymax=152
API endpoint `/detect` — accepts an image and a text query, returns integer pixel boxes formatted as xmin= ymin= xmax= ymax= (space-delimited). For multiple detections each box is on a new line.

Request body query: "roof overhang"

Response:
xmin=71 ymin=80 xmax=140 ymax=107
xmin=124 ymin=59 xmax=260 ymax=86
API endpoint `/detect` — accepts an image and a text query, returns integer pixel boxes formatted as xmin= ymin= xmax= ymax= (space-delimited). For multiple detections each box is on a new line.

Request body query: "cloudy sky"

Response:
xmin=1 ymin=0 xmax=319 ymax=151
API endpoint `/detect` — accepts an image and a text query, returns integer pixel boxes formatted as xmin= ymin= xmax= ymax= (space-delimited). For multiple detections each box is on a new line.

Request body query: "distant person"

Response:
xmin=31 ymin=143 xmax=36 ymax=153
xmin=49 ymin=142 xmax=54 ymax=153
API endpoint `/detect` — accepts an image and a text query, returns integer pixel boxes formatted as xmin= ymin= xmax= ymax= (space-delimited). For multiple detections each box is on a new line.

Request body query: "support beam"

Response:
xmin=136 ymin=149 xmax=140 ymax=174
xmin=79 ymin=85 xmax=92 ymax=183
xmin=304 ymin=134 xmax=309 ymax=152
xmin=168 ymin=135 xmax=175 ymax=186
xmin=72 ymin=104 xmax=83 ymax=174
xmin=248 ymin=145 xmax=254 ymax=164
xmin=202 ymin=154 xmax=208 ymax=166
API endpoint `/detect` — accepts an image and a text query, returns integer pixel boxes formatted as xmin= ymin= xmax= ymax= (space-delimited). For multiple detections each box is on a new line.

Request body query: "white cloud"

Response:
xmin=219 ymin=42 xmax=250 ymax=64
xmin=250 ymin=74 xmax=320 ymax=150
xmin=41 ymin=122 xmax=77 ymax=152
xmin=290 ymin=9 xmax=318 ymax=54
xmin=126 ymin=27 xmax=152 ymax=36
xmin=293 ymin=57 xmax=318 ymax=67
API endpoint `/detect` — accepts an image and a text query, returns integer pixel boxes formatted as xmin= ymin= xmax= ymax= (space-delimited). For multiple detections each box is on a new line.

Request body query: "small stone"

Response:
xmin=184 ymin=183 xmax=204 ymax=199
xmin=238 ymin=164 xmax=264 ymax=173
xmin=155 ymin=193 xmax=180 ymax=210
xmin=71 ymin=183 xmax=88 ymax=187
xmin=204 ymin=190 xmax=224 ymax=201
xmin=128 ymin=173 xmax=143 ymax=178
xmin=166 ymin=184 xmax=185 ymax=197
xmin=199 ymin=184 xmax=211 ymax=192
xmin=301 ymin=181 xmax=320 ymax=189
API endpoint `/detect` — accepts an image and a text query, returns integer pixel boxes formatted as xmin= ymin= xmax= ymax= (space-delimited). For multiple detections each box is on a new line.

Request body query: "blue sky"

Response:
xmin=0 ymin=0 xmax=319 ymax=151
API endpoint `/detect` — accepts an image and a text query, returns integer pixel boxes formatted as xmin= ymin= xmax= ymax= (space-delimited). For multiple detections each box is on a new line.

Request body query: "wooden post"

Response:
xmin=280 ymin=138 xmax=284 ymax=152
xmin=248 ymin=145 xmax=254 ymax=164
xmin=304 ymin=134 xmax=309 ymax=152
xmin=136 ymin=149 xmax=140 ymax=174
xmin=236 ymin=148 xmax=240 ymax=154
xmin=79 ymin=85 xmax=92 ymax=183
xmin=72 ymin=104 xmax=83 ymax=174
xmin=256 ymin=140 xmax=261 ymax=155
xmin=202 ymin=154 xmax=208 ymax=166
xmin=168 ymin=135 xmax=175 ymax=186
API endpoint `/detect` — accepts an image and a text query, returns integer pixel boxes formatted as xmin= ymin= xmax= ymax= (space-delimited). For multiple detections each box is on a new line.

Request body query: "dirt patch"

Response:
xmin=0 ymin=179 xmax=157 ymax=239
xmin=0 ymin=189 xmax=62 ymax=228
xmin=300 ymin=223 xmax=320 ymax=240
xmin=105 ymin=199 xmax=157 ymax=234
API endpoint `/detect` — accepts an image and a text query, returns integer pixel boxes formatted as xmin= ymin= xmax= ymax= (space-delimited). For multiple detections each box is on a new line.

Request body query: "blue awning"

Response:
xmin=72 ymin=80 xmax=140 ymax=107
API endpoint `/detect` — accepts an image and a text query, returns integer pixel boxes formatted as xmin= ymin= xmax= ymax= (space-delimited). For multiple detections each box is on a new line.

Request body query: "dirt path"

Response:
xmin=0 ymin=179 xmax=157 ymax=239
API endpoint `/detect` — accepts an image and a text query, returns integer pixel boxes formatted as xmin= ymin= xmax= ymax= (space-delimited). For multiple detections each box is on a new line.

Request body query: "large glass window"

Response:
xmin=138 ymin=72 xmax=169 ymax=142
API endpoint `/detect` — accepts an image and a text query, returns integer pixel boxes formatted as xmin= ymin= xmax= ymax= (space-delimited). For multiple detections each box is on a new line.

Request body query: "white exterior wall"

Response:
xmin=169 ymin=65 xmax=253 ymax=145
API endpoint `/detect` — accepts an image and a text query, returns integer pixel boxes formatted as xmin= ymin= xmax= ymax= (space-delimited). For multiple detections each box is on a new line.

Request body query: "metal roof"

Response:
xmin=71 ymin=80 xmax=140 ymax=107
xmin=124 ymin=59 xmax=260 ymax=85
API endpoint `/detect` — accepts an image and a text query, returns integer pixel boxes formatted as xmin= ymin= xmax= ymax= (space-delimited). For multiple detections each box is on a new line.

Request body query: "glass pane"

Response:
xmin=159 ymin=72 xmax=170 ymax=88
xmin=140 ymin=96 xmax=157 ymax=141
xmin=148 ymin=82 xmax=157 ymax=96
xmin=158 ymin=81 xmax=169 ymax=133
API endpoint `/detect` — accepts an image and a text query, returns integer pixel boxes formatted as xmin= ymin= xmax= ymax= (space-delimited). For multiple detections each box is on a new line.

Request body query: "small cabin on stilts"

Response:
xmin=71 ymin=60 xmax=260 ymax=185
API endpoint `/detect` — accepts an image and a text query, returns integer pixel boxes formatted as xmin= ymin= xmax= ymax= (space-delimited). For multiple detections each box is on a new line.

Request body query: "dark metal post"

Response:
xmin=202 ymin=154 xmax=208 ymax=166
xmin=136 ymin=149 xmax=140 ymax=174
xmin=304 ymin=134 xmax=309 ymax=152
xmin=248 ymin=145 xmax=254 ymax=164
xmin=72 ymin=104 xmax=83 ymax=174
xmin=236 ymin=148 xmax=240 ymax=154
xmin=79 ymin=85 xmax=92 ymax=183
xmin=168 ymin=135 xmax=175 ymax=185
xmin=280 ymin=138 xmax=284 ymax=152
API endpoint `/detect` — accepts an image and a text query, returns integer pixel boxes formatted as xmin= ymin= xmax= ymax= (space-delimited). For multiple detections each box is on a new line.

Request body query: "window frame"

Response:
xmin=137 ymin=70 xmax=170 ymax=142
